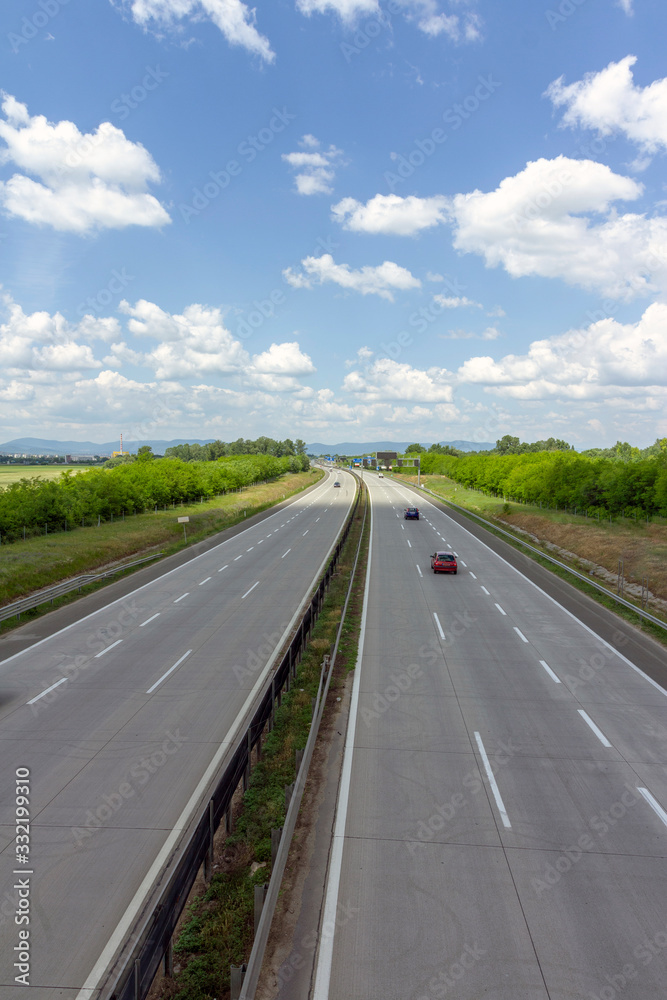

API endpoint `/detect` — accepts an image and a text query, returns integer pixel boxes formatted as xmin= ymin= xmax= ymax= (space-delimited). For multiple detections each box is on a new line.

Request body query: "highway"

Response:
xmin=0 ymin=467 xmax=355 ymax=997
xmin=312 ymin=472 xmax=667 ymax=1000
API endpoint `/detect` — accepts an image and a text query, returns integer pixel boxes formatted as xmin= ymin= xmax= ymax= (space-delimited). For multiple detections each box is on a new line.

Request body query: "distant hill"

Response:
xmin=306 ymin=440 xmax=494 ymax=454
xmin=0 ymin=437 xmax=217 ymax=457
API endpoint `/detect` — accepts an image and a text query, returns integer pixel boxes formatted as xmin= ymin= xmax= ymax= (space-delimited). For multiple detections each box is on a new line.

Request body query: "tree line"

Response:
xmin=163 ymin=436 xmax=308 ymax=462
xmin=0 ymin=452 xmax=310 ymax=541
xmin=419 ymin=449 xmax=667 ymax=518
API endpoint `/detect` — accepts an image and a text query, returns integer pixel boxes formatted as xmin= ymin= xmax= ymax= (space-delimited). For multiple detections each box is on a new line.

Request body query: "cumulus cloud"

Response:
xmin=283 ymin=136 xmax=344 ymax=195
xmin=0 ymin=293 xmax=109 ymax=374
xmin=0 ymin=94 xmax=170 ymax=233
xmin=433 ymin=294 xmax=482 ymax=309
xmin=343 ymin=356 xmax=454 ymax=401
xmin=115 ymin=0 xmax=274 ymax=61
xmin=456 ymin=302 xmax=667 ymax=399
xmin=546 ymin=56 xmax=667 ymax=162
xmin=283 ymin=254 xmax=421 ymax=300
xmin=447 ymin=155 xmax=667 ymax=299
xmin=332 ymin=193 xmax=449 ymax=235
xmin=250 ymin=341 xmax=316 ymax=376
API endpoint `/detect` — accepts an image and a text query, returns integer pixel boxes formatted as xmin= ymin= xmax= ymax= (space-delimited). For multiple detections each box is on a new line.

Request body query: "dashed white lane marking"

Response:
xmin=146 ymin=650 xmax=192 ymax=694
xmin=258 ymin=539 xmax=264 ymax=544
xmin=416 ymin=565 xmax=423 ymax=577
xmin=140 ymin=613 xmax=160 ymax=627
xmin=433 ymin=612 xmax=445 ymax=640
xmin=578 ymin=709 xmax=612 ymax=747
xmin=234 ymin=555 xmax=243 ymax=561
xmin=407 ymin=540 xmax=412 ymax=548
xmin=637 ymin=788 xmax=667 ymax=828
xmin=459 ymin=560 xmax=467 ymax=567
xmin=303 ymin=530 xmax=309 ymax=536
xmin=495 ymin=603 xmax=506 ymax=616
xmin=282 ymin=549 xmax=291 ymax=558
xmin=241 ymin=581 xmax=259 ymax=600
xmin=199 ymin=577 xmax=211 ymax=585
xmin=481 ymin=586 xmax=490 ymax=595
xmin=475 ymin=732 xmax=512 ymax=829
xmin=27 ymin=677 xmax=67 ymax=705
xmin=95 ymin=639 xmax=122 ymax=658
xmin=539 ymin=660 xmax=561 ymax=683
xmin=514 ymin=627 xmax=528 ymax=643
xmin=247 ymin=547 xmax=254 ymax=552
xmin=218 ymin=564 xmax=229 ymax=572
xmin=469 ymin=572 xmax=477 ymax=579
xmin=174 ymin=593 xmax=189 ymax=603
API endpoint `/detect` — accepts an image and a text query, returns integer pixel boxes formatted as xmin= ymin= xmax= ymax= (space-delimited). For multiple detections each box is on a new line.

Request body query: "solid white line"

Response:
xmin=282 ymin=548 xmax=291 ymax=559
xmin=241 ymin=581 xmax=259 ymax=600
xmin=539 ymin=659 xmax=561 ymax=683
xmin=312 ymin=495 xmax=373 ymax=1000
xmin=234 ymin=555 xmax=243 ymax=561
xmin=199 ymin=577 xmax=211 ymax=585
xmin=514 ymin=627 xmax=528 ymax=643
xmin=173 ymin=593 xmax=189 ymax=603
xmin=95 ymin=639 xmax=122 ymax=659
xmin=481 ymin=585 xmax=490 ymax=595
xmin=140 ymin=613 xmax=160 ymax=627
xmin=407 ymin=539 xmax=412 ymax=548
xmin=469 ymin=572 xmax=477 ymax=579
xmin=27 ymin=677 xmax=67 ymax=705
xmin=578 ymin=709 xmax=612 ymax=747
xmin=218 ymin=564 xmax=229 ymax=572
xmin=474 ymin=732 xmax=512 ymax=829
xmin=637 ymin=787 xmax=667 ymax=828
xmin=146 ymin=650 xmax=192 ymax=694
xmin=495 ymin=603 xmax=507 ymax=616
xmin=416 ymin=564 xmax=423 ymax=577
xmin=433 ymin=612 xmax=445 ymax=640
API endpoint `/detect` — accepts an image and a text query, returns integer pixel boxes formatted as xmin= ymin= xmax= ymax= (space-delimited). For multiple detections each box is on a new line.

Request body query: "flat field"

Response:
xmin=0 ymin=469 xmax=323 ymax=606
xmin=0 ymin=465 xmax=95 ymax=485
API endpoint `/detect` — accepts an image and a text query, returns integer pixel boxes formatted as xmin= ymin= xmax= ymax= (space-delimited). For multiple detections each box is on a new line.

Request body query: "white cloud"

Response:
xmin=441 ymin=326 xmax=500 ymax=340
xmin=283 ymin=136 xmax=344 ymax=196
xmin=343 ymin=356 xmax=454 ymax=401
xmin=447 ymin=155 xmax=667 ymax=299
xmin=546 ymin=56 xmax=667 ymax=159
xmin=0 ymin=293 xmax=106 ymax=373
xmin=116 ymin=0 xmax=274 ymax=61
xmin=250 ymin=341 xmax=316 ymax=376
xmin=456 ymin=302 xmax=667 ymax=399
xmin=295 ymin=0 xmax=482 ymax=40
xmin=283 ymin=254 xmax=421 ymax=300
xmin=0 ymin=95 xmax=169 ymax=233
xmin=433 ymin=294 xmax=482 ymax=309
xmin=332 ymin=193 xmax=448 ymax=235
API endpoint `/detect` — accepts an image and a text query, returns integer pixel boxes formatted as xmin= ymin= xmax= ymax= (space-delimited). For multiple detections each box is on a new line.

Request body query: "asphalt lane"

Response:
xmin=0 ymin=468 xmax=355 ymax=994
xmin=313 ymin=472 xmax=667 ymax=1000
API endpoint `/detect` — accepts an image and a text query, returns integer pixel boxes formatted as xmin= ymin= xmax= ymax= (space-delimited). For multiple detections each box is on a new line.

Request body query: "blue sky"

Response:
xmin=0 ymin=0 xmax=666 ymax=448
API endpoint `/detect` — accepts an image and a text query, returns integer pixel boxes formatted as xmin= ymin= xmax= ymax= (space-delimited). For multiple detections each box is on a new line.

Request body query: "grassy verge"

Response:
xmin=0 ymin=464 xmax=97 ymax=485
xmin=396 ymin=473 xmax=667 ymax=642
xmin=0 ymin=470 xmax=323 ymax=630
xmin=154 ymin=479 xmax=369 ymax=1000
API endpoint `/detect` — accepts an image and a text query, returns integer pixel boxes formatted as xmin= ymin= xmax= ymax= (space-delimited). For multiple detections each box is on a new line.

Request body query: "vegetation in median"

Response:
xmin=153 ymin=480 xmax=368 ymax=1000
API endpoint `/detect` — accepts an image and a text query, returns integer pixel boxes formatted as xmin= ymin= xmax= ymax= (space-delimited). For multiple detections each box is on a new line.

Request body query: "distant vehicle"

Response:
xmin=378 ymin=473 xmax=384 ymax=478
xmin=333 ymin=481 xmax=341 ymax=487
xmin=404 ymin=506 xmax=419 ymax=519
xmin=431 ymin=552 xmax=457 ymax=574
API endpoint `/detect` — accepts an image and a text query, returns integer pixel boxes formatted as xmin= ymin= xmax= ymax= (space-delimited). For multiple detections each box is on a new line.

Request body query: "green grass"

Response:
xmin=157 ymin=480 xmax=368 ymax=1000
xmin=0 ymin=470 xmax=323 ymax=610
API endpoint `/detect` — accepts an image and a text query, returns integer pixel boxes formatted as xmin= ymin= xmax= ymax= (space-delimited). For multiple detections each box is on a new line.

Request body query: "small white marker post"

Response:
xmin=177 ymin=515 xmax=189 ymax=542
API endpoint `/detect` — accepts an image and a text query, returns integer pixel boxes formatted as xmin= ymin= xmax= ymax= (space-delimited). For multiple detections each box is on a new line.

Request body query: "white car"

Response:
xmin=378 ymin=473 xmax=384 ymax=478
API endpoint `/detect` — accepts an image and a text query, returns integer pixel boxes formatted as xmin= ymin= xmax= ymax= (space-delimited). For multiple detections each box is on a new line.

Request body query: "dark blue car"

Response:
xmin=404 ymin=506 xmax=419 ymax=520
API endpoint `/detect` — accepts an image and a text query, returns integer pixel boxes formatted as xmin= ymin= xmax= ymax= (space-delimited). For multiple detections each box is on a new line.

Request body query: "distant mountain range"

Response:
xmin=306 ymin=440 xmax=494 ymax=454
xmin=0 ymin=436 xmax=495 ymax=457
xmin=0 ymin=437 xmax=219 ymax=456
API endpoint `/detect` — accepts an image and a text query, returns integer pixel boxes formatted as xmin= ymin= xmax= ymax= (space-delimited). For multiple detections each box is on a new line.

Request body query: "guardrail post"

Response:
xmin=285 ymin=782 xmax=295 ymax=811
xmin=271 ymin=827 xmax=282 ymax=866
xmin=295 ymin=748 xmax=304 ymax=772
xmin=163 ymin=938 xmax=174 ymax=977
xmin=254 ymin=883 xmax=268 ymax=936
xmin=230 ymin=964 xmax=247 ymax=1000
xmin=204 ymin=798 xmax=214 ymax=880
xmin=134 ymin=957 xmax=141 ymax=999
xmin=225 ymin=805 xmax=232 ymax=834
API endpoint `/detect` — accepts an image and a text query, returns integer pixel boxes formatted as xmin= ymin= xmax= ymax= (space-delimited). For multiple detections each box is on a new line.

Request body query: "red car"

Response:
xmin=431 ymin=551 xmax=457 ymax=574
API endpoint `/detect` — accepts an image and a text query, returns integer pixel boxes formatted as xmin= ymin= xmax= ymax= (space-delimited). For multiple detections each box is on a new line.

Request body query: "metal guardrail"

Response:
xmin=0 ymin=553 xmax=164 ymax=623
xmin=398 ymin=478 xmax=667 ymax=633
xmin=102 ymin=480 xmax=362 ymax=1000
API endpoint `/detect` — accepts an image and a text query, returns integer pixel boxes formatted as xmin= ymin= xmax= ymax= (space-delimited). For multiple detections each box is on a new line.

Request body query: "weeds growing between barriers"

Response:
xmin=154 ymin=479 xmax=369 ymax=1000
